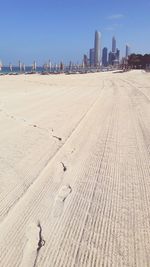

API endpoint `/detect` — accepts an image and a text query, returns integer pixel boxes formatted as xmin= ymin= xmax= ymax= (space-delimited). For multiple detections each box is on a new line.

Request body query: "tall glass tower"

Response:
xmin=112 ymin=36 xmax=116 ymax=53
xmin=94 ymin=31 xmax=101 ymax=67
xmin=126 ymin=44 xmax=130 ymax=58
xmin=102 ymin=47 xmax=108 ymax=66
xmin=89 ymin=48 xmax=95 ymax=67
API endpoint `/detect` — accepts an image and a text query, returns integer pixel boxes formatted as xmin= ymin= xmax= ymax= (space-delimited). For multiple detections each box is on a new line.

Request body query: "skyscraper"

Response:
xmin=89 ymin=48 xmax=95 ymax=67
xmin=112 ymin=36 xmax=116 ymax=53
xmin=94 ymin=31 xmax=101 ymax=67
xmin=126 ymin=44 xmax=130 ymax=58
xmin=108 ymin=52 xmax=112 ymax=65
xmin=102 ymin=47 xmax=108 ymax=66
xmin=108 ymin=52 xmax=116 ymax=65
xmin=116 ymin=49 xmax=120 ymax=61
xmin=83 ymin=54 xmax=89 ymax=67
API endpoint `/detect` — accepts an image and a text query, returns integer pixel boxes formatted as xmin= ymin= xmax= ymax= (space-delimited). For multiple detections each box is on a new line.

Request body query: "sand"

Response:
xmin=0 ymin=70 xmax=150 ymax=266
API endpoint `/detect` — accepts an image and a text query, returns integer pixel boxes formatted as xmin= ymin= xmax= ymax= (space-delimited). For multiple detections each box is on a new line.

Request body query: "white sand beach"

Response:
xmin=0 ymin=70 xmax=150 ymax=266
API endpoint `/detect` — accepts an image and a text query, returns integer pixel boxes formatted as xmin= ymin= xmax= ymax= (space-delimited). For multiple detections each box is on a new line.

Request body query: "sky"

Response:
xmin=0 ymin=0 xmax=149 ymax=65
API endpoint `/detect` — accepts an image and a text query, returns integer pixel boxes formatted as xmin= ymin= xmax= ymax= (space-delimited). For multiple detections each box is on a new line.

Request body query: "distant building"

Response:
xmin=116 ymin=49 xmax=120 ymax=61
xmin=94 ymin=31 xmax=101 ymax=67
xmin=89 ymin=48 xmax=95 ymax=67
xmin=108 ymin=52 xmax=112 ymax=65
xmin=112 ymin=36 xmax=116 ymax=53
xmin=108 ymin=52 xmax=116 ymax=65
xmin=83 ymin=54 xmax=89 ymax=67
xmin=102 ymin=47 xmax=108 ymax=66
xmin=108 ymin=45 xmax=120 ymax=66
xmin=126 ymin=44 xmax=130 ymax=58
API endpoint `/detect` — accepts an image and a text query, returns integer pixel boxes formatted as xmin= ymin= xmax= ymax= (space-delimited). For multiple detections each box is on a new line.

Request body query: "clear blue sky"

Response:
xmin=0 ymin=0 xmax=149 ymax=65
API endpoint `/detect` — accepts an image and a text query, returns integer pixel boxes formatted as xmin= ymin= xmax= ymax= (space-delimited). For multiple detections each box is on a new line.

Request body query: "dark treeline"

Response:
xmin=128 ymin=54 xmax=150 ymax=69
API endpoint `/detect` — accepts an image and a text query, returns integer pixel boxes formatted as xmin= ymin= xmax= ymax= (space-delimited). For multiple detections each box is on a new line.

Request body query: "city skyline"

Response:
xmin=87 ymin=32 xmax=128 ymax=68
xmin=0 ymin=30 xmax=131 ymax=67
xmin=0 ymin=0 xmax=149 ymax=65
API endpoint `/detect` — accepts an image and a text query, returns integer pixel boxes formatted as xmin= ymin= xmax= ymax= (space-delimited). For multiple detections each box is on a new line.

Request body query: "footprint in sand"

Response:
xmin=53 ymin=185 xmax=72 ymax=218
xmin=20 ymin=222 xmax=45 ymax=267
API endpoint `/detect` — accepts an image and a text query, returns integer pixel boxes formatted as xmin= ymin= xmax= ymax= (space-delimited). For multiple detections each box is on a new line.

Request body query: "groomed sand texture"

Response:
xmin=0 ymin=70 xmax=150 ymax=266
